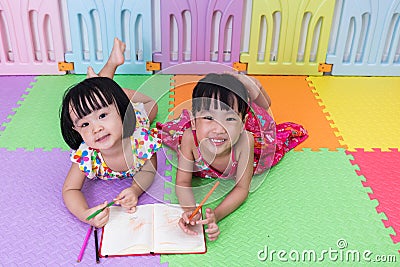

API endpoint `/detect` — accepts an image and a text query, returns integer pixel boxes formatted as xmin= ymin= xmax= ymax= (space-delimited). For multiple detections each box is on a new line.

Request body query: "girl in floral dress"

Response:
xmin=60 ymin=38 xmax=161 ymax=228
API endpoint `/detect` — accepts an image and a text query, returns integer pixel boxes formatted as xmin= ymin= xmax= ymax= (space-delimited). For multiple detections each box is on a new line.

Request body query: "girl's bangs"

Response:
xmin=193 ymin=87 xmax=240 ymax=114
xmin=71 ymin=87 xmax=114 ymax=119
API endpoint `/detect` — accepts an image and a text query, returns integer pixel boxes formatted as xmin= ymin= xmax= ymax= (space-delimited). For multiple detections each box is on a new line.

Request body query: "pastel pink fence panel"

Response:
xmin=0 ymin=0 xmax=65 ymax=75
xmin=153 ymin=0 xmax=244 ymax=74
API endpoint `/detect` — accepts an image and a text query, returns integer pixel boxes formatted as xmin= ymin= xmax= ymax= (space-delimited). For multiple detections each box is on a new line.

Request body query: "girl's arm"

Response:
xmin=133 ymin=154 xmax=157 ymax=193
xmin=246 ymin=75 xmax=271 ymax=109
xmin=122 ymin=88 xmax=158 ymax=124
xmin=176 ymin=130 xmax=197 ymax=211
xmin=227 ymin=72 xmax=271 ymax=109
xmin=176 ymin=130 xmax=204 ymax=235
xmin=62 ymin=164 xmax=110 ymax=227
xmin=212 ymin=132 xmax=254 ymax=222
xmin=115 ymin=154 xmax=157 ymax=212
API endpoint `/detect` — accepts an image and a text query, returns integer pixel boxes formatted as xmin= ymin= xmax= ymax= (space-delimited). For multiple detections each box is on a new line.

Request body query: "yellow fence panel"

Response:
xmin=241 ymin=0 xmax=335 ymax=75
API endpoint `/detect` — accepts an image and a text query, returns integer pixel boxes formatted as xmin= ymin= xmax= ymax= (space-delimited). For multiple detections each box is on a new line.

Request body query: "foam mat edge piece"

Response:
xmin=0 ymin=77 xmax=37 ymax=133
xmin=159 ymin=77 xmax=176 ymax=203
xmin=337 ymin=150 xmax=398 ymax=254
xmin=163 ymin=148 xmax=179 ymax=204
xmin=346 ymin=149 xmax=400 ymax=250
xmin=168 ymin=75 xmax=177 ymax=115
xmin=307 ymin=77 xmax=347 ymax=151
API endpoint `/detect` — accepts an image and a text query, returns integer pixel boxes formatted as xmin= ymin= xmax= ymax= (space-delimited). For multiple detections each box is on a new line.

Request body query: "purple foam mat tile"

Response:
xmin=0 ymin=148 xmax=169 ymax=266
xmin=0 ymin=76 xmax=36 ymax=131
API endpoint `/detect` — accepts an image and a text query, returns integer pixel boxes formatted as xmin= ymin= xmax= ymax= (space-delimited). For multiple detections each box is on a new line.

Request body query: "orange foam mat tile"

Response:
xmin=169 ymin=75 xmax=203 ymax=119
xmin=307 ymin=76 xmax=400 ymax=151
xmin=170 ymin=75 xmax=342 ymax=151
xmin=257 ymin=75 xmax=343 ymax=151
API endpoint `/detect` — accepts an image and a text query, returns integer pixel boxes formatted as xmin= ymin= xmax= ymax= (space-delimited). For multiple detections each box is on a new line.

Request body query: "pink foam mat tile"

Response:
xmin=0 ymin=76 xmax=36 ymax=131
xmin=0 ymin=148 xmax=170 ymax=266
xmin=347 ymin=149 xmax=400 ymax=245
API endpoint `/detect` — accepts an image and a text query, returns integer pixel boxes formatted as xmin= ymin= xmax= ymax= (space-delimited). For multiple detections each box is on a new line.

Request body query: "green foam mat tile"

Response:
xmin=0 ymin=75 xmax=83 ymax=150
xmin=0 ymin=75 xmax=173 ymax=150
xmin=114 ymin=74 xmax=173 ymax=128
xmin=161 ymin=149 xmax=399 ymax=266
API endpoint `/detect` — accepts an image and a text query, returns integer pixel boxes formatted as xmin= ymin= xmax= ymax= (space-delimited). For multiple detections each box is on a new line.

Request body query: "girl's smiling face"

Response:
xmin=193 ymin=99 xmax=244 ymax=156
xmin=70 ymin=103 xmax=123 ymax=151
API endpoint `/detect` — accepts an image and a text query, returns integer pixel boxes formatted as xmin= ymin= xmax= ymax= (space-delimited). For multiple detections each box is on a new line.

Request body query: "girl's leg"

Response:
xmin=86 ymin=37 xmax=126 ymax=79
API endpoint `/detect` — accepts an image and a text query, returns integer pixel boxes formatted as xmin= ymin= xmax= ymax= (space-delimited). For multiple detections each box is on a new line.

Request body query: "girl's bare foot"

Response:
xmin=86 ymin=66 xmax=99 ymax=78
xmin=109 ymin=37 xmax=126 ymax=67
xmin=86 ymin=37 xmax=126 ymax=79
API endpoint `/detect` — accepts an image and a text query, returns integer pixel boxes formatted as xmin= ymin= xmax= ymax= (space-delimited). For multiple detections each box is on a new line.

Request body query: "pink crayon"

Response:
xmin=77 ymin=226 xmax=93 ymax=262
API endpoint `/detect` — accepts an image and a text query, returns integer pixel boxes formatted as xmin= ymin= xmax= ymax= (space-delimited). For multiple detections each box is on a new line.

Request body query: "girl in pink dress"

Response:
xmin=157 ymin=73 xmax=308 ymax=240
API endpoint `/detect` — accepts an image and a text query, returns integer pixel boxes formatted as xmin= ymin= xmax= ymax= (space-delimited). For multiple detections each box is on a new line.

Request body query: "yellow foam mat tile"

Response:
xmin=308 ymin=76 xmax=400 ymax=151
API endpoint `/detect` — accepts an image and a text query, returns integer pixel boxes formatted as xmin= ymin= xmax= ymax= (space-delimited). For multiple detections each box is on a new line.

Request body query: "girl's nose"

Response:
xmin=92 ymin=122 xmax=103 ymax=133
xmin=211 ymin=121 xmax=226 ymax=133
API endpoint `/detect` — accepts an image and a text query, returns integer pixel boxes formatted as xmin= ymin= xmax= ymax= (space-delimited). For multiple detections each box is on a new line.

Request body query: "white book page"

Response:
xmin=153 ymin=204 xmax=206 ymax=253
xmin=100 ymin=205 xmax=154 ymax=256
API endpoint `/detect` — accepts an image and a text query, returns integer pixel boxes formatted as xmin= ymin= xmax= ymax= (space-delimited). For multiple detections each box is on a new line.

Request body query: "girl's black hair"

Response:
xmin=192 ymin=73 xmax=249 ymax=120
xmin=60 ymin=77 xmax=136 ymax=150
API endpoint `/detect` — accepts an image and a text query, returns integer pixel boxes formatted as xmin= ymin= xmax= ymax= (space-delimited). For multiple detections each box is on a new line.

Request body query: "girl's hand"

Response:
xmin=178 ymin=210 xmax=202 ymax=235
xmin=86 ymin=201 xmax=110 ymax=228
xmin=197 ymin=208 xmax=220 ymax=241
xmin=225 ymin=72 xmax=262 ymax=102
xmin=114 ymin=187 xmax=139 ymax=213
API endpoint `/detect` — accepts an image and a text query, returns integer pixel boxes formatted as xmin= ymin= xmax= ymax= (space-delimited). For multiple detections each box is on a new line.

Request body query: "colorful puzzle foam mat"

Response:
xmin=170 ymin=75 xmax=343 ymax=151
xmin=161 ymin=149 xmax=399 ymax=266
xmin=0 ymin=74 xmax=399 ymax=266
xmin=258 ymin=76 xmax=344 ymax=151
xmin=0 ymin=74 xmax=173 ymax=150
xmin=0 ymin=76 xmax=36 ymax=132
xmin=347 ymin=149 xmax=400 ymax=244
xmin=0 ymin=148 xmax=171 ymax=266
xmin=307 ymin=76 xmax=400 ymax=151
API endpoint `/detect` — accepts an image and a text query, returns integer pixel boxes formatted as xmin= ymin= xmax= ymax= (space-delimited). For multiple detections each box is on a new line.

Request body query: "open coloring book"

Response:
xmin=99 ymin=204 xmax=206 ymax=256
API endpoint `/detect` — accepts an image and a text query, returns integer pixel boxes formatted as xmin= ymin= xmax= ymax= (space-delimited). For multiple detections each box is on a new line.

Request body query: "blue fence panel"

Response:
xmin=65 ymin=0 xmax=152 ymax=74
xmin=327 ymin=0 xmax=400 ymax=76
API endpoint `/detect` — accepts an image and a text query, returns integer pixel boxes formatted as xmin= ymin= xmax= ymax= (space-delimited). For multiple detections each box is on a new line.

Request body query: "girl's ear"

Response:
xmin=241 ymin=113 xmax=248 ymax=132
xmin=243 ymin=113 xmax=249 ymax=123
xmin=189 ymin=111 xmax=196 ymax=130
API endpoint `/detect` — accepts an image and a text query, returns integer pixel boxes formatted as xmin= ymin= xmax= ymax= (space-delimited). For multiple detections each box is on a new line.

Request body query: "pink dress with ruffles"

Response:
xmin=157 ymin=103 xmax=308 ymax=178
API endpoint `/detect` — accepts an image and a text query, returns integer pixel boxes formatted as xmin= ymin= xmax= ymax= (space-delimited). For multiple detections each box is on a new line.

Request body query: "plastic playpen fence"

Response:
xmin=0 ymin=0 xmax=65 ymax=75
xmin=240 ymin=0 xmax=335 ymax=76
xmin=326 ymin=0 xmax=400 ymax=76
xmin=64 ymin=0 xmax=152 ymax=74
xmin=2 ymin=0 xmax=399 ymax=77
xmin=152 ymin=0 xmax=244 ymax=74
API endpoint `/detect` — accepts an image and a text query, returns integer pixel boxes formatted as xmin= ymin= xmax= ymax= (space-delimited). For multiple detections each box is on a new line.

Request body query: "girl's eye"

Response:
xmin=203 ymin=116 xmax=213 ymax=120
xmin=99 ymin=113 xmax=107 ymax=119
xmin=227 ymin=117 xmax=237 ymax=122
xmin=80 ymin=122 xmax=89 ymax=128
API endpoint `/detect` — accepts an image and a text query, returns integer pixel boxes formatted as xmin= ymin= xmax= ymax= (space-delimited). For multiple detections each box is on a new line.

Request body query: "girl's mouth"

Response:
xmin=96 ymin=134 xmax=110 ymax=143
xmin=210 ymin=138 xmax=226 ymax=146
